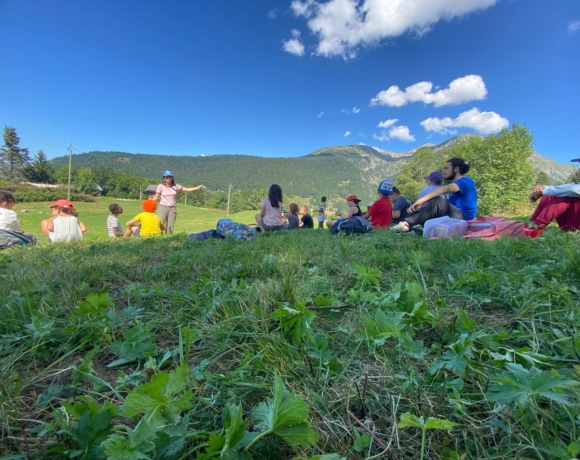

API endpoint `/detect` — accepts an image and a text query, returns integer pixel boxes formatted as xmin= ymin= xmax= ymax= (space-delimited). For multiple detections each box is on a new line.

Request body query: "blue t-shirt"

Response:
xmin=449 ymin=176 xmax=478 ymax=220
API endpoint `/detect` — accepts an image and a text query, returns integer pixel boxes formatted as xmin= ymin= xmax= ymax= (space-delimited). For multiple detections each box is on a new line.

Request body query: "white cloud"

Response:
xmin=358 ymin=141 xmax=366 ymax=145
xmin=359 ymin=132 xmax=365 ymax=137
xmin=370 ymin=75 xmax=487 ymax=107
xmin=283 ymin=29 xmax=305 ymax=56
xmin=289 ymin=0 xmax=499 ymax=58
xmin=341 ymin=108 xmax=349 ymax=114
xmin=420 ymin=107 xmax=509 ymax=134
xmin=343 ymin=130 xmax=352 ymax=137
xmin=568 ymin=20 xmax=580 ymax=35
xmin=373 ymin=124 xmax=415 ymax=142
xmin=268 ymin=9 xmax=277 ymax=19
xmin=377 ymin=118 xmax=398 ymax=128
xmin=352 ymin=107 xmax=360 ymax=113
xmin=317 ymin=111 xmax=324 ymax=118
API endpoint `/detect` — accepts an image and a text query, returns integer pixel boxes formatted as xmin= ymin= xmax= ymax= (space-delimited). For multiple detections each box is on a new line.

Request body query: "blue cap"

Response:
xmin=378 ymin=180 xmax=393 ymax=195
xmin=163 ymin=170 xmax=174 ymax=177
xmin=423 ymin=171 xmax=443 ymax=184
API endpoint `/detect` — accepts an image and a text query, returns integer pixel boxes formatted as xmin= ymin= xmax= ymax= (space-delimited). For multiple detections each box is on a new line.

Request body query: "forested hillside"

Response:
xmin=51 ymin=134 xmax=576 ymax=203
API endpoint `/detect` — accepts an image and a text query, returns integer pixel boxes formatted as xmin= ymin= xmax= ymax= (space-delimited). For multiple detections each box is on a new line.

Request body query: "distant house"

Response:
xmin=145 ymin=184 xmax=157 ymax=199
xmin=92 ymin=184 xmax=103 ymax=196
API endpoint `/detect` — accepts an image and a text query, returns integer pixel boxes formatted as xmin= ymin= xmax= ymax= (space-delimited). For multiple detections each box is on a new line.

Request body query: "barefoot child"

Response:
xmin=41 ymin=199 xmax=87 ymax=242
xmin=317 ymin=196 xmax=327 ymax=229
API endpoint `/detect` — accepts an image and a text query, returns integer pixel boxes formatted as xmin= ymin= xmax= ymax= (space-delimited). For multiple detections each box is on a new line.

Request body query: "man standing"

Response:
xmin=529 ymin=183 xmax=580 ymax=232
xmin=392 ymin=158 xmax=477 ymax=232
xmin=389 ymin=187 xmax=411 ymax=224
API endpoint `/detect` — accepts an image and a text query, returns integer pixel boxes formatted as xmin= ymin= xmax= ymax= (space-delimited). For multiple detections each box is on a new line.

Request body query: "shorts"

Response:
xmin=262 ymin=222 xmax=284 ymax=231
xmin=317 ymin=215 xmax=325 ymax=222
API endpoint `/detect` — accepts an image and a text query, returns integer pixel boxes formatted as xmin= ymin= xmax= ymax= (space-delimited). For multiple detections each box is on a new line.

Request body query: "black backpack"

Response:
xmin=0 ymin=229 xmax=38 ymax=250
xmin=329 ymin=216 xmax=372 ymax=236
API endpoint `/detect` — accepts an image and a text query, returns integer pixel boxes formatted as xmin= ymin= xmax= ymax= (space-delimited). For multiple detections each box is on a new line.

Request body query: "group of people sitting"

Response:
xmin=1 ymin=157 xmax=579 ymax=245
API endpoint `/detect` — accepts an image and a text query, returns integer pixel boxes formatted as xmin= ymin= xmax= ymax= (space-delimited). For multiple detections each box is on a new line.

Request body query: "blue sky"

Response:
xmin=1 ymin=0 xmax=579 ymax=163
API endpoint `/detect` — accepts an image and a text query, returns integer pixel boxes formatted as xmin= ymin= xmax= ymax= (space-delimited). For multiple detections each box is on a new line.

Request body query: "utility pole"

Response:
xmin=67 ymin=143 xmax=74 ymax=200
xmin=226 ymin=183 xmax=233 ymax=218
xmin=184 ymin=192 xmax=188 ymax=205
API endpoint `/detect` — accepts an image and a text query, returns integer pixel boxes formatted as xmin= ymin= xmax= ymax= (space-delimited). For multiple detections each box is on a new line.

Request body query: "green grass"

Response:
xmin=1 ymin=227 xmax=579 ymax=459
xmin=15 ymin=199 xmax=260 ymax=240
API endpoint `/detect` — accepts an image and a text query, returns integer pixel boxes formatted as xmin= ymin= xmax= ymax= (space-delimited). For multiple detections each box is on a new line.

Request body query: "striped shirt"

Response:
xmin=107 ymin=215 xmax=122 ymax=237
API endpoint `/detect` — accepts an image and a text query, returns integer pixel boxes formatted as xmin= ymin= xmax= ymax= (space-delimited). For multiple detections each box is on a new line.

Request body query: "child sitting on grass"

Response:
xmin=107 ymin=203 xmax=124 ymax=237
xmin=284 ymin=203 xmax=300 ymax=229
xmin=0 ymin=190 xmax=22 ymax=231
xmin=363 ymin=180 xmax=393 ymax=228
xmin=41 ymin=199 xmax=87 ymax=242
xmin=299 ymin=205 xmax=313 ymax=228
xmin=125 ymin=199 xmax=165 ymax=238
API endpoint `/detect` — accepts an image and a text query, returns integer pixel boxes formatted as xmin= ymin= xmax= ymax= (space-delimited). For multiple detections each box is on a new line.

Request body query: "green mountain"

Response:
xmin=51 ymin=135 xmax=575 ymax=203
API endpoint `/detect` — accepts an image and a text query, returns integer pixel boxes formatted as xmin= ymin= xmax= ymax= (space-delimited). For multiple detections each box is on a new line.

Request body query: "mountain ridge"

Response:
xmin=51 ymin=135 xmax=576 ymax=202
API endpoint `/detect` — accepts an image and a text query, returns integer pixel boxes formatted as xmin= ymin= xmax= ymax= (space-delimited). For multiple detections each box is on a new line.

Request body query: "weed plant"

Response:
xmin=0 ymin=228 xmax=579 ymax=459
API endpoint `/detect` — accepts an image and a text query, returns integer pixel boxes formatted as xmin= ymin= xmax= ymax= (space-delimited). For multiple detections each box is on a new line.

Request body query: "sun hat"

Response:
xmin=142 ymin=199 xmax=157 ymax=213
xmin=346 ymin=194 xmax=361 ymax=203
xmin=49 ymin=199 xmax=74 ymax=209
xmin=162 ymin=170 xmax=174 ymax=177
xmin=423 ymin=171 xmax=443 ymax=184
xmin=378 ymin=180 xmax=394 ymax=196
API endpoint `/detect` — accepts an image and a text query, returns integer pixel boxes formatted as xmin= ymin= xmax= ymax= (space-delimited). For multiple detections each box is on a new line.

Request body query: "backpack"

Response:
xmin=463 ymin=216 xmax=526 ymax=241
xmin=215 ymin=221 xmax=255 ymax=240
xmin=329 ymin=216 xmax=372 ymax=236
xmin=0 ymin=229 xmax=38 ymax=250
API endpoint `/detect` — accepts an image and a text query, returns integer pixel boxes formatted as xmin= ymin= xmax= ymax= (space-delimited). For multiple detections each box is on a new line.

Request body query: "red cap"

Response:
xmin=49 ymin=199 xmax=74 ymax=209
xmin=346 ymin=194 xmax=361 ymax=203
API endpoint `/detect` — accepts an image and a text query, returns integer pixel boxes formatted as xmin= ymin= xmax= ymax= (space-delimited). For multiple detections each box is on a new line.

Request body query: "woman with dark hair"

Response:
xmin=255 ymin=184 xmax=285 ymax=232
xmin=392 ymin=158 xmax=478 ymax=232
xmin=153 ymin=170 xmax=203 ymax=234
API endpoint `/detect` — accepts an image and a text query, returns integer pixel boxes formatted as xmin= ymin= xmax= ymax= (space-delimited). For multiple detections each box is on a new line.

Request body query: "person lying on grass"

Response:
xmin=41 ymin=199 xmax=87 ymax=242
xmin=529 ymin=182 xmax=580 ymax=232
xmin=255 ymin=184 xmax=285 ymax=232
xmin=363 ymin=180 xmax=393 ymax=228
xmin=327 ymin=195 xmax=363 ymax=228
xmin=392 ymin=158 xmax=477 ymax=233
xmin=124 ymin=199 xmax=165 ymax=238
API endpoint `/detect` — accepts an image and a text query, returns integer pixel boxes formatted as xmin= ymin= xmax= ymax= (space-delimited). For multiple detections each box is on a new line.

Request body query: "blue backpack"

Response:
xmin=329 ymin=216 xmax=372 ymax=236
xmin=0 ymin=229 xmax=38 ymax=250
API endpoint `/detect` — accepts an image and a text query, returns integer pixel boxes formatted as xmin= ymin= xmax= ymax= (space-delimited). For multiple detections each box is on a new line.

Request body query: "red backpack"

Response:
xmin=463 ymin=216 xmax=526 ymax=241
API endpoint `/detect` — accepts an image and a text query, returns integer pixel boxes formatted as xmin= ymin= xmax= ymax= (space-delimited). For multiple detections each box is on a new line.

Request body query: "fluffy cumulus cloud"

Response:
xmin=283 ymin=29 xmax=305 ymax=56
xmin=343 ymin=130 xmax=352 ymax=137
xmin=373 ymin=123 xmax=415 ymax=142
xmin=352 ymin=107 xmax=360 ymax=113
xmin=568 ymin=20 xmax=580 ymax=35
xmin=420 ymin=107 xmax=508 ymax=135
xmin=370 ymin=75 xmax=487 ymax=107
xmin=289 ymin=0 xmax=499 ymax=58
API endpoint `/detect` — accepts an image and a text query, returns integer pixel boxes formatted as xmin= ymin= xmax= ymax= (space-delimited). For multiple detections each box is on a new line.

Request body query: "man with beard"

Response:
xmin=392 ymin=158 xmax=477 ymax=232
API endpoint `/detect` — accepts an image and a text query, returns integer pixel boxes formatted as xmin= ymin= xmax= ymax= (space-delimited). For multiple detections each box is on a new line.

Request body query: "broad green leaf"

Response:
xmin=353 ymin=264 xmax=381 ymax=288
xmin=77 ymin=292 xmax=112 ymax=315
xmin=398 ymin=413 xmax=457 ymax=431
xmin=424 ymin=418 xmax=457 ymax=430
xmin=353 ymin=432 xmax=371 ymax=452
xmin=486 ymin=363 xmax=578 ymax=407
xmin=271 ymin=302 xmax=316 ymax=345
xmin=397 ymin=413 xmax=424 ymax=429
xmin=123 ymin=365 xmax=193 ymax=430
xmin=398 ymin=336 xmax=426 ymax=360
xmin=251 ymin=375 xmax=318 ymax=447
xmin=222 ymin=403 xmax=247 ymax=456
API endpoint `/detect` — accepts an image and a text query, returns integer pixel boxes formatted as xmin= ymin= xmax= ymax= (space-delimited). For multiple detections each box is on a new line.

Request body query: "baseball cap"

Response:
xmin=49 ymin=199 xmax=74 ymax=209
xmin=162 ymin=170 xmax=174 ymax=177
xmin=346 ymin=194 xmax=361 ymax=203
xmin=378 ymin=180 xmax=393 ymax=195
xmin=423 ymin=171 xmax=443 ymax=184
xmin=142 ymin=199 xmax=157 ymax=213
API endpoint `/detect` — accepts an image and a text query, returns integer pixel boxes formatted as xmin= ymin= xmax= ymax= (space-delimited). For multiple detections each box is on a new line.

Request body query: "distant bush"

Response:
xmin=0 ymin=180 xmax=96 ymax=203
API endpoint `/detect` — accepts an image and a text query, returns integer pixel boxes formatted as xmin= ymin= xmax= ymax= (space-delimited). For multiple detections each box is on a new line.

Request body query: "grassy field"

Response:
xmin=15 ymin=199 xmax=260 ymax=240
xmin=1 ymin=223 xmax=579 ymax=459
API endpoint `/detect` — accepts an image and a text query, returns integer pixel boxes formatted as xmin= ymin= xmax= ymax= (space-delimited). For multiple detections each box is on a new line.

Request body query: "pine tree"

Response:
xmin=21 ymin=150 xmax=56 ymax=183
xmin=0 ymin=126 xmax=30 ymax=179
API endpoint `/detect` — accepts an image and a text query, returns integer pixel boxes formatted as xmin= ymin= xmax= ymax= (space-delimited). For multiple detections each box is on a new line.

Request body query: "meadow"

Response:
xmin=15 ymin=199 xmax=260 ymax=240
xmin=1 ymin=216 xmax=579 ymax=459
